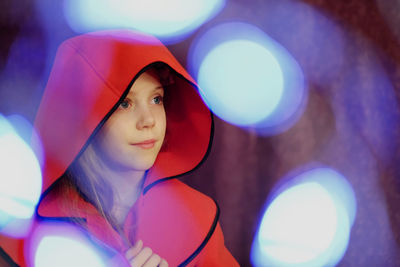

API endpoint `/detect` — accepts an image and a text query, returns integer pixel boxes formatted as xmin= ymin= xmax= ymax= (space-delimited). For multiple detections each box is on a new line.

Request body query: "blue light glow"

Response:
xmin=252 ymin=167 xmax=356 ymax=267
xmin=198 ymin=40 xmax=284 ymax=126
xmin=188 ymin=22 xmax=306 ymax=135
xmin=35 ymin=236 xmax=106 ymax=267
xmin=63 ymin=0 xmax=225 ymax=43
xmin=7 ymin=114 xmax=44 ymax=168
xmin=0 ymin=114 xmax=42 ymax=237
xmin=31 ymin=222 xmax=107 ymax=267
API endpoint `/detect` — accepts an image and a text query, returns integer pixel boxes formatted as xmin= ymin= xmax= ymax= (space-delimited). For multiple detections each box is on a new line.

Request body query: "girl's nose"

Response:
xmin=136 ymin=106 xmax=155 ymax=130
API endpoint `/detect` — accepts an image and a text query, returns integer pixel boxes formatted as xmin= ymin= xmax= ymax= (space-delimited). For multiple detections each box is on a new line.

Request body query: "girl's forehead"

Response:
xmin=127 ymin=72 xmax=163 ymax=96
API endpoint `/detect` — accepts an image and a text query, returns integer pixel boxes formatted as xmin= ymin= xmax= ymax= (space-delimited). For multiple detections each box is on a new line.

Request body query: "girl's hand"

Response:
xmin=125 ymin=240 xmax=169 ymax=267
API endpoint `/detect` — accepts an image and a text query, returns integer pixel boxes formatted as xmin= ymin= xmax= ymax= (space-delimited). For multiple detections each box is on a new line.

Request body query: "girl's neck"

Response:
xmin=106 ymin=168 xmax=146 ymax=225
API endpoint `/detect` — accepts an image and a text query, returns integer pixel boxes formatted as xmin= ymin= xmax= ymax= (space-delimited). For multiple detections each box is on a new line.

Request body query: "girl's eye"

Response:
xmin=152 ymin=95 xmax=163 ymax=105
xmin=119 ymin=100 xmax=131 ymax=109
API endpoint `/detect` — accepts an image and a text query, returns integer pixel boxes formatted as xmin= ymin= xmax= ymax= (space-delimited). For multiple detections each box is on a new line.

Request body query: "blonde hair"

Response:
xmin=66 ymin=142 xmax=133 ymax=245
xmin=68 ymin=143 xmax=113 ymax=216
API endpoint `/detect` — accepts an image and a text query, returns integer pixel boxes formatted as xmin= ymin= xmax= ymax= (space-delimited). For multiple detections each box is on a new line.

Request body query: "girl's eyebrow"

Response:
xmin=153 ymin=86 xmax=164 ymax=92
xmin=127 ymin=85 xmax=164 ymax=97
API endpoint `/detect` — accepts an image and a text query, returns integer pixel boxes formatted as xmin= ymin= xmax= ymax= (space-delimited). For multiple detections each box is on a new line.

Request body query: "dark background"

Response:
xmin=2 ymin=0 xmax=400 ymax=266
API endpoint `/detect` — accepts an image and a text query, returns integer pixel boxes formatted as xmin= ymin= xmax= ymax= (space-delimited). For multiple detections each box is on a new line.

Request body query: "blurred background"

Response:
xmin=2 ymin=0 xmax=400 ymax=266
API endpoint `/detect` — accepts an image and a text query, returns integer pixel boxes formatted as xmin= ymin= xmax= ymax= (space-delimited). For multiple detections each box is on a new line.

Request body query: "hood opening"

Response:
xmin=33 ymin=30 xmax=212 ymax=217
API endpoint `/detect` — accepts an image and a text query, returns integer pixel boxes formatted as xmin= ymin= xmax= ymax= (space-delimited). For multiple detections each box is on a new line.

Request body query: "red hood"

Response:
xmin=34 ymin=29 xmax=212 ymax=196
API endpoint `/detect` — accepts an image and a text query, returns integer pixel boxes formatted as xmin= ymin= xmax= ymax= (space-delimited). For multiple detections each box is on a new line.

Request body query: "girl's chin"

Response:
xmin=126 ymin=160 xmax=156 ymax=172
xmin=103 ymin=159 xmax=156 ymax=173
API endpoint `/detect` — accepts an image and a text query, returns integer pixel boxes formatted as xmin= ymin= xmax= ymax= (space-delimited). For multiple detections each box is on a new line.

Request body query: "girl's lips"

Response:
xmin=131 ymin=139 xmax=156 ymax=149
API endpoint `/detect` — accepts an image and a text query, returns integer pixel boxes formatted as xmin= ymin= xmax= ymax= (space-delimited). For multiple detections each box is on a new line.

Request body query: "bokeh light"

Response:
xmin=198 ymin=40 xmax=284 ymax=126
xmin=188 ymin=22 xmax=306 ymax=135
xmin=0 ymin=114 xmax=42 ymax=237
xmin=7 ymin=114 xmax=44 ymax=169
xmin=251 ymin=166 xmax=356 ymax=267
xmin=29 ymin=222 xmax=109 ymax=267
xmin=63 ymin=0 xmax=225 ymax=43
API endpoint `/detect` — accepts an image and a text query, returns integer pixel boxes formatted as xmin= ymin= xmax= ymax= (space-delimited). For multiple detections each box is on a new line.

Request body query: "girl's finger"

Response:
xmin=125 ymin=240 xmax=143 ymax=260
xmin=129 ymin=247 xmax=153 ymax=267
xmin=159 ymin=259 xmax=169 ymax=267
xmin=142 ymin=253 xmax=161 ymax=267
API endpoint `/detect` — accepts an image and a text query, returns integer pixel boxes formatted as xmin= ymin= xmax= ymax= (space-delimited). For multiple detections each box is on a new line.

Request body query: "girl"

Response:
xmin=0 ymin=30 xmax=239 ymax=266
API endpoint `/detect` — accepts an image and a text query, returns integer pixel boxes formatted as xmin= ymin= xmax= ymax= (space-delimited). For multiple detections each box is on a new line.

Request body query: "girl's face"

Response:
xmin=93 ymin=70 xmax=167 ymax=172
